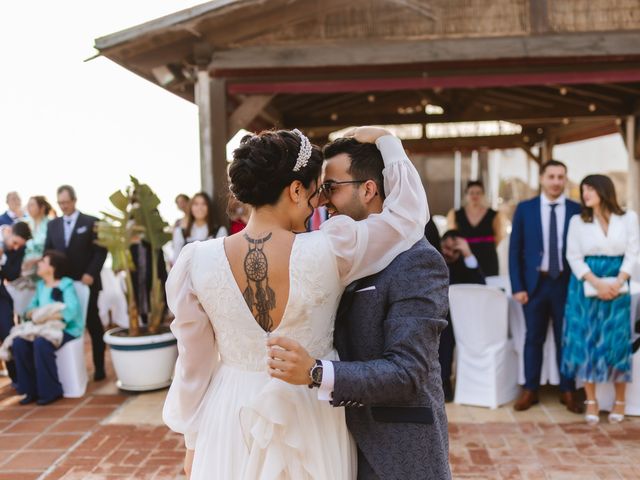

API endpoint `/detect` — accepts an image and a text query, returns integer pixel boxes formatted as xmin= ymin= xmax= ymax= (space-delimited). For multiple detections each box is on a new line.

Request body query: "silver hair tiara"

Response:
xmin=292 ymin=129 xmax=312 ymax=172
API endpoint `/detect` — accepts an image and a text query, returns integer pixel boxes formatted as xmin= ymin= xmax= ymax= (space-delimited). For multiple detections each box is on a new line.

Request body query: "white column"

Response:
xmin=454 ymin=150 xmax=462 ymax=210
xmin=195 ymin=70 xmax=215 ymax=196
xmin=194 ymin=70 xmax=229 ymax=226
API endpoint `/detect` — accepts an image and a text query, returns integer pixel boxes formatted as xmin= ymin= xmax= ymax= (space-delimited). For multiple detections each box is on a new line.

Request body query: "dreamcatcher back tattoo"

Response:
xmin=243 ymin=232 xmax=276 ymax=332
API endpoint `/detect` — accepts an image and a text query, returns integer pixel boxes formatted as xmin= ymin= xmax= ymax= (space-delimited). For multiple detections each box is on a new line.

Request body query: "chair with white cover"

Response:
xmin=485 ymin=275 xmax=511 ymax=295
xmin=55 ymin=282 xmax=89 ymax=398
xmin=449 ymin=284 xmax=520 ymax=408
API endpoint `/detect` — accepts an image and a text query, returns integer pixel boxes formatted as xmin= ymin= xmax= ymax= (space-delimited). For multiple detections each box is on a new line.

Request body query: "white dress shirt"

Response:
xmin=540 ymin=193 xmax=566 ymax=273
xmin=566 ymin=211 xmax=640 ymax=279
xmin=63 ymin=210 xmax=80 ymax=247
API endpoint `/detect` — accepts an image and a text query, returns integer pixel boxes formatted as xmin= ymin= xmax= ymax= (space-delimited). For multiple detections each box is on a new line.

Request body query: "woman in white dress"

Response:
xmin=563 ymin=174 xmax=639 ymax=424
xmin=172 ymin=191 xmax=228 ymax=263
xmin=163 ymin=126 xmax=428 ymax=479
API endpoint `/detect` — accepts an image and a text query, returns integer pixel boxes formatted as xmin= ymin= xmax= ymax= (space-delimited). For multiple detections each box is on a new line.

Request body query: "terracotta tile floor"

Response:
xmin=1 ymin=336 xmax=639 ymax=479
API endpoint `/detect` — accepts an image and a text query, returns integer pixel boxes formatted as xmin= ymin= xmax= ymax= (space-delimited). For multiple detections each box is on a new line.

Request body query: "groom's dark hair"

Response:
xmin=323 ymin=138 xmax=386 ymax=200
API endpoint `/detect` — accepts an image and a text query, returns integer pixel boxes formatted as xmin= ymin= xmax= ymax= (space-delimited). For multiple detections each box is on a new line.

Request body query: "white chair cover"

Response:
xmin=55 ymin=282 xmax=89 ymax=398
xmin=485 ymin=275 xmax=511 ymax=295
xmin=98 ymin=268 xmax=129 ymax=329
xmin=449 ymin=284 xmax=520 ymax=408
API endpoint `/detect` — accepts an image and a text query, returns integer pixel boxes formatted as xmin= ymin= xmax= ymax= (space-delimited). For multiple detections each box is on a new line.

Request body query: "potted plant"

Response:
xmin=98 ymin=176 xmax=177 ymax=391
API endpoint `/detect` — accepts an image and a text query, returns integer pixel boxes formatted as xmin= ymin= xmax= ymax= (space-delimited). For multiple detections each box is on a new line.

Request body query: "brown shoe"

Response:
xmin=513 ymin=389 xmax=539 ymax=411
xmin=560 ymin=391 xmax=584 ymax=414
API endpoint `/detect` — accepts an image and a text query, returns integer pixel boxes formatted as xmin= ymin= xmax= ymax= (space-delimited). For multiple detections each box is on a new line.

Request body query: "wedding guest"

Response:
xmin=509 ymin=160 xmax=583 ymax=413
xmin=0 ymin=192 xmax=25 ymax=226
xmin=562 ymin=174 xmax=639 ymax=424
xmin=172 ymin=192 xmax=227 ymax=263
xmin=227 ymin=196 xmax=251 ymax=234
xmin=174 ymin=194 xmax=190 ymax=230
xmin=130 ymin=237 xmax=167 ymax=325
xmin=0 ymin=222 xmax=32 ymax=384
xmin=13 ymin=251 xmax=83 ymax=405
xmin=45 ymin=185 xmax=107 ymax=380
xmin=24 ymin=196 xmax=53 ymax=268
xmin=439 ymin=230 xmax=485 ymax=401
xmin=5 ymin=196 xmax=52 ymax=317
xmin=447 ymin=181 xmax=505 ymax=276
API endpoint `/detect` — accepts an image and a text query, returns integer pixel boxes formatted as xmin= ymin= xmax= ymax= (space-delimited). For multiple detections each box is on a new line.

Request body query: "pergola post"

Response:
xmin=195 ymin=70 xmax=229 ymax=227
xmin=540 ymin=133 xmax=556 ymax=163
xmin=626 ymin=115 xmax=640 ymax=212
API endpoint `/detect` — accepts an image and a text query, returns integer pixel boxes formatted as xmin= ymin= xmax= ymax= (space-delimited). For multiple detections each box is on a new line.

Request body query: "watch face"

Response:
xmin=312 ymin=365 xmax=323 ymax=383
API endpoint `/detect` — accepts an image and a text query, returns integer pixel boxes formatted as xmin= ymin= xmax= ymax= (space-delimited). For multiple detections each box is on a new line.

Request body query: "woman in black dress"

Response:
xmin=447 ymin=181 xmax=504 ymax=276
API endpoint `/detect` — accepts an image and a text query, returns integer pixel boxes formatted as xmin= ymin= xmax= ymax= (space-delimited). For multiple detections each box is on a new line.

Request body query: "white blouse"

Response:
xmin=566 ymin=210 xmax=640 ymax=279
xmin=172 ymin=223 xmax=228 ymax=264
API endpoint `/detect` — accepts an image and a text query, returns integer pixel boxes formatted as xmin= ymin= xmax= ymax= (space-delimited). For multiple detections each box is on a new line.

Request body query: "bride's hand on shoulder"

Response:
xmin=342 ymin=126 xmax=392 ymax=144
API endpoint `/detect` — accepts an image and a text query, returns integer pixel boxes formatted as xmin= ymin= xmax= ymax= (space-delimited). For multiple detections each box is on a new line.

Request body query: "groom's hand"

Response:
xmin=267 ymin=336 xmax=316 ymax=385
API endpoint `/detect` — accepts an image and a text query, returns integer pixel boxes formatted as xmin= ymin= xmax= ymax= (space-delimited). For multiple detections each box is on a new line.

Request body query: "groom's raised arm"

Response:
xmin=321 ymin=129 xmax=429 ymax=286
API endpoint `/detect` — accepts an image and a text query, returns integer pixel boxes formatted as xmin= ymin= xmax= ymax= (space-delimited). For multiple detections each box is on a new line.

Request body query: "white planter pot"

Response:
xmin=103 ymin=327 xmax=177 ymax=392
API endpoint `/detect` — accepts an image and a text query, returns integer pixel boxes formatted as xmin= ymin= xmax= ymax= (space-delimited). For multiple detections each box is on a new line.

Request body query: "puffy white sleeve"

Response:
xmin=162 ymin=242 xmax=219 ymax=449
xmin=320 ymin=135 xmax=429 ymax=286
xmin=620 ymin=210 xmax=640 ymax=276
xmin=566 ymin=216 xmax=590 ymax=279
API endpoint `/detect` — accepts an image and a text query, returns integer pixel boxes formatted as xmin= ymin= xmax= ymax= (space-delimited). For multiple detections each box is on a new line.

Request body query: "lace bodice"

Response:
xmin=190 ymin=234 xmax=342 ymax=371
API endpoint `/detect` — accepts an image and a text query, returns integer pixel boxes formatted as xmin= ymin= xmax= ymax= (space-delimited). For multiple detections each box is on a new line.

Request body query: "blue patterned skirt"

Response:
xmin=561 ymin=255 xmax=632 ymax=383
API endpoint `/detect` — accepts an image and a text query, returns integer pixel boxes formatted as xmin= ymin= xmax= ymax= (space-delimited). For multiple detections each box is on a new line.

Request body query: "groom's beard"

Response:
xmin=326 ymin=194 xmax=368 ymax=221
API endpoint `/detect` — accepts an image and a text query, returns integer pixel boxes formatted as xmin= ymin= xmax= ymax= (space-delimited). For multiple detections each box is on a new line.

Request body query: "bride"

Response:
xmin=163 ymin=126 xmax=428 ymax=479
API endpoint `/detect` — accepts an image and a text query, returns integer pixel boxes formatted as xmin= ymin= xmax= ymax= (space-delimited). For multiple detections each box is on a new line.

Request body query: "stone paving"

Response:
xmin=0 ymin=335 xmax=639 ymax=479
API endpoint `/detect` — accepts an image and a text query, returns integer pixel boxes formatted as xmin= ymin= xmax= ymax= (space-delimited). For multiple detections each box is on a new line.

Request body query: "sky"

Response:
xmin=0 ymin=1 xmax=207 ymax=223
xmin=0 ymin=1 xmax=630 ymax=224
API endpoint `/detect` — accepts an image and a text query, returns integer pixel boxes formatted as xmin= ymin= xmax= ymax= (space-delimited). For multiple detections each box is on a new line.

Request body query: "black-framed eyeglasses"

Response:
xmin=318 ymin=180 xmax=368 ymax=198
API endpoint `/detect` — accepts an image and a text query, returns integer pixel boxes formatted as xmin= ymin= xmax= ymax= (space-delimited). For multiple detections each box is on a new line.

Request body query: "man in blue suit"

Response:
xmin=509 ymin=160 xmax=583 ymax=413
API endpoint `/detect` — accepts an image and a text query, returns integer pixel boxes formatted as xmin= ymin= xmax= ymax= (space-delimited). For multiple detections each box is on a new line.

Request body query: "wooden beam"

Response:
xmin=520 ymin=145 xmax=542 ymax=164
xmin=228 ymin=94 xmax=273 ymax=139
xmin=530 ymin=0 xmax=550 ymax=34
xmin=195 ymin=70 xmax=215 ymax=197
xmin=401 ymin=135 xmax=540 ymax=153
xmin=194 ymin=72 xmax=230 ymax=227
xmin=210 ymin=32 xmax=640 ymax=69
xmin=284 ymin=110 xmax=622 ymax=130
xmin=227 ymin=68 xmax=640 ymax=95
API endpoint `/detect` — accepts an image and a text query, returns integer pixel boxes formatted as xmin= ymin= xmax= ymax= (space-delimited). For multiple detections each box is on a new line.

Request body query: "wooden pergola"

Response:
xmin=94 ymin=0 xmax=640 ymax=223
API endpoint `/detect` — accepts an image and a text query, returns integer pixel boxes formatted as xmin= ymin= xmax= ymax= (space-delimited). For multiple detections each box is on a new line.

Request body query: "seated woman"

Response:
xmin=14 ymin=250 xmax=83 ymax=405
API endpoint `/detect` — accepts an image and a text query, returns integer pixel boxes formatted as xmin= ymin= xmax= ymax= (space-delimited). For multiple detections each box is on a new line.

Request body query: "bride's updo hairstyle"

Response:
xmin=229 ymin=130 xmax=323 ymax=207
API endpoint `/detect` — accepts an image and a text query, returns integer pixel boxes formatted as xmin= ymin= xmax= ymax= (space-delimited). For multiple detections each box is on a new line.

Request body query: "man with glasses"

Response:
xmin=268 ymin=136 xmax=451 ymax=480
xmin=45 ymin=185 xmax=107 ymax=380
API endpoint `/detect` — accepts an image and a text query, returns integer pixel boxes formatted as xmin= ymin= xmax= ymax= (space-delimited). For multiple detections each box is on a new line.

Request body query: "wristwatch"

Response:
xmin=308 ymin=360 xmax=323 ymax=388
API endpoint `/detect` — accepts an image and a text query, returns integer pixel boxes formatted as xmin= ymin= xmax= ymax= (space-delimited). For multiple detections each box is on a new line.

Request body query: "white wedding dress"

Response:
xmin=162 ymin=135 xmax=428 ymax=479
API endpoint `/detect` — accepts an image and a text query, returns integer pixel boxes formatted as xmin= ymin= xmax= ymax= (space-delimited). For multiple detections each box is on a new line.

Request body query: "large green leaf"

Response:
xmin=130 ymin=176 xmax=172 ymax=250
xmin=109 ymin=190 xmax=130 ymax=213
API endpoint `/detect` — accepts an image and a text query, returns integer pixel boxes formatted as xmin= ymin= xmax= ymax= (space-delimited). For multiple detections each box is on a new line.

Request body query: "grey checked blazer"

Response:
xmin=332 ymin=238 xmax=451 ymax=480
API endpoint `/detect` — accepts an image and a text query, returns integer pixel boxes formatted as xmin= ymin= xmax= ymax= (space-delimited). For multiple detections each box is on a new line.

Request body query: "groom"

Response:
xmin=268 ymin=132 xmax=451 ymax=479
